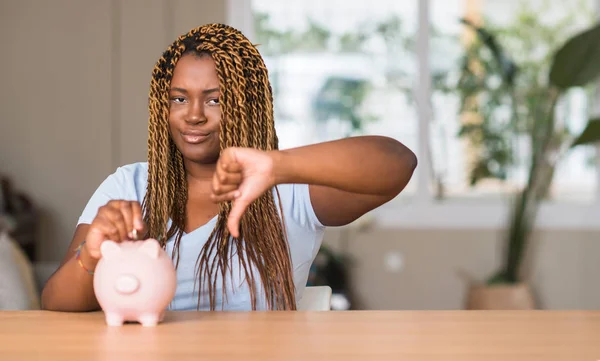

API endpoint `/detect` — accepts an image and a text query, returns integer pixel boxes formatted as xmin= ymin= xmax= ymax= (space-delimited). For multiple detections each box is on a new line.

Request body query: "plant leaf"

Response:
xmin=460 ymin=18 xmax=518 ymax=86
xmin=571 ymin=118 xmax=600 ymax=147
xmin=486 ymin=272 xmax=514 ymax=285
xmin=549 ymin=22 xmax=600 ymax=89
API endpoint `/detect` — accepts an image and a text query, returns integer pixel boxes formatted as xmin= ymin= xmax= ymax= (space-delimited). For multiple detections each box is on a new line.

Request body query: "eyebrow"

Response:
xmin=170 ymin=87 xmax=220 ymax=94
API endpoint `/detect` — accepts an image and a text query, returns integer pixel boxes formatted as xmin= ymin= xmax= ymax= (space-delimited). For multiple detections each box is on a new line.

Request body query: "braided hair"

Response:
xmin=142 ymin=23 xmax=296 ymax=310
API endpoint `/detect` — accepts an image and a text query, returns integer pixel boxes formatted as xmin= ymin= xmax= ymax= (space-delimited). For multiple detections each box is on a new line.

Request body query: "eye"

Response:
xmin=207 ymin=98 xmax=220 ymax=106
xmin=170 ymin=96 xmax=186 ymax=104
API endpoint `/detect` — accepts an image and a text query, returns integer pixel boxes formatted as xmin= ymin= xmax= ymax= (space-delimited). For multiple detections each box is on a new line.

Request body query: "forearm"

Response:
xmin=41 ymin=248 xmax=100 ymax=312
xmin=271 ymin=136 xmax=417 ymax=196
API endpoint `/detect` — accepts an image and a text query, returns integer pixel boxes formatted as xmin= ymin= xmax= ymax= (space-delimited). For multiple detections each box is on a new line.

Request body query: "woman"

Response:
xmin=41 ymin=23 xmax=417 ymax=312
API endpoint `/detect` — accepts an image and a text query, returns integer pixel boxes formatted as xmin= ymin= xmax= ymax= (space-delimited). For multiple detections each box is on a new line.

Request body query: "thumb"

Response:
xmin=85 ymin=227 xmax=105 ymax=259
xmin=228 ymin=197 xmax=250 ymax=239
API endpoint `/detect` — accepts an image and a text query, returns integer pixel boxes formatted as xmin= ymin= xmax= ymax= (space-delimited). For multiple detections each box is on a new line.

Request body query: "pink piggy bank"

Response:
xmin=93 ymin=238 xmax=177 ymax=327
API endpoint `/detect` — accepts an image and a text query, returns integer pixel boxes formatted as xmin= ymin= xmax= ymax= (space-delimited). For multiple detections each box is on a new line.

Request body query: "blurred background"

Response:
xmin=1 ymin=0 xmax=600 ymax=310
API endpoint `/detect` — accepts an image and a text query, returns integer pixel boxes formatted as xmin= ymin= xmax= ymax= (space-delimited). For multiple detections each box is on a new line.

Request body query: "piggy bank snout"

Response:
xmin=114 ymin=274 xmax=140 ymax=295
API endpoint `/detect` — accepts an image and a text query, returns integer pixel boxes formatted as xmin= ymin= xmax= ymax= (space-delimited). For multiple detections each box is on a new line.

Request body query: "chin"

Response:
xmin=188 ymin=153 xmax=220 ymax=164
xmin=179 ymin=147 xmax=219 ymax=164
xmin=173 ymin=137 xmax=219 ymax=164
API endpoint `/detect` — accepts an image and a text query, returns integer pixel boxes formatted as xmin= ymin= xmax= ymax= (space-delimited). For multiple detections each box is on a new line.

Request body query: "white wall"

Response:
xmin=0 ymin=0 xmax=228 ymax=261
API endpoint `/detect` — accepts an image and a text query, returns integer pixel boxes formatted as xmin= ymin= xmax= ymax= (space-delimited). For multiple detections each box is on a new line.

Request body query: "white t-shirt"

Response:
xmin=77 ymin=162 xmax=325 ymax=311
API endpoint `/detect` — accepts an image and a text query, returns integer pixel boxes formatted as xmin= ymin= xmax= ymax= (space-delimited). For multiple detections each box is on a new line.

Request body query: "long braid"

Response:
xmin=143 ymin=23 xmax=296 ymax=310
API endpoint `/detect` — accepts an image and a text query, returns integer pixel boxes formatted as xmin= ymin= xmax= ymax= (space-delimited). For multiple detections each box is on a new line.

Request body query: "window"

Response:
xmin=229 ymin=0 xmax=600 ymax=229
xmin=430 ymin=0 xmax=598 ymax=203
xmin=250 ymin=0 xmax=419 ymax=196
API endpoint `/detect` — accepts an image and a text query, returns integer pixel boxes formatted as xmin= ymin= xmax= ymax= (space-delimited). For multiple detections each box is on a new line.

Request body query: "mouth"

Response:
xmin=181 ymin=131 xmax=210 ymax=144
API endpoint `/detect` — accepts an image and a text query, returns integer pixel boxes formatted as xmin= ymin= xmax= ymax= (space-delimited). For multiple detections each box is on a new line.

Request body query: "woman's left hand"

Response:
xmin=211 ymin=147 xmax=276 ymax=238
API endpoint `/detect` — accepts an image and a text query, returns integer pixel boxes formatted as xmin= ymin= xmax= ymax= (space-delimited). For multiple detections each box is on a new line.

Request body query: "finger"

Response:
xmin=86 ymin=218 xmax=120 ymax=259
xmin=117 ymin=201 xmax=134 ymax=238
xmin=85 ymin=227 xmax=106 ymax=259
xmin=219 ymin=149 xmax=242 ymax=172
xmin=212 ymin=171 xmax=242 ymax=194
xmin=212 ymin=173 xmax=222 ymax=194
xmin=216 ymin=157 xmax=242 ymax=181
xmin=102 ymin=207 xmax=128 ymax=241
xmin=227 ymin=197 xmax=250 ymax=238
xmin=220 ymin=159 xmax=242 ymax=173
xmin=217 ymin=170 xmax=243 ymax=186
xmin=131 ymin=202 xmax=146 ymax=234
xmin=96 ymin=215 xmax=122 ymax=243
xmin=213 ymin=184 xmax=240 ymax=196
xmin=211 ymin=190 xmax=241 ymax=203
xmin=212 ymin=172 xmax=240 ymax=195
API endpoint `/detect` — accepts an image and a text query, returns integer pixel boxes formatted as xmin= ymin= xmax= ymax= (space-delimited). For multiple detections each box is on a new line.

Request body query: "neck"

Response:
xmin=184 ymin=159 xmax=216 ymax=184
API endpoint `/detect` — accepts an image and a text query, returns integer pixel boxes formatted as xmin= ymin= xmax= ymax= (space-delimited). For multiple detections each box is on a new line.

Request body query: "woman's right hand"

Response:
xmin=84 ymin=200 xmax=146 ymax=259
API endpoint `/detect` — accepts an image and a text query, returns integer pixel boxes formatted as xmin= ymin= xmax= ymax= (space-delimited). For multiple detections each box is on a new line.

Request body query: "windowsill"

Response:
xmin=367 ymin=197 xmax=600 ymax=231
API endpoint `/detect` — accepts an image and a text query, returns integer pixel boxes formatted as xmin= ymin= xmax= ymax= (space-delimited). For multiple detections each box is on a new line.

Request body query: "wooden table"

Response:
xmin=1 ymin=310 xmax=599 ymax=360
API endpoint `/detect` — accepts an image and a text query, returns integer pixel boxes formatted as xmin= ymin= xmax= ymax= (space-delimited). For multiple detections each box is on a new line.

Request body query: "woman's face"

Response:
xmin=168 ymin=53 xmax=221 ymax=164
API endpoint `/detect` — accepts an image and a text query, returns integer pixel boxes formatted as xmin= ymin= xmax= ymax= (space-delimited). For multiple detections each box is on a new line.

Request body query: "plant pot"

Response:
xmin=465 ymin=282 xmax=536 ymax=310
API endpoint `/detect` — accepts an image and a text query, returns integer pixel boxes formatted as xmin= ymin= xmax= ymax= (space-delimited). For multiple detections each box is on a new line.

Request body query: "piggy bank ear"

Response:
xmin=139 ymin=238 xmax=160 ymax=259
xmin=100 ymin=240 xmax=120 ymax=259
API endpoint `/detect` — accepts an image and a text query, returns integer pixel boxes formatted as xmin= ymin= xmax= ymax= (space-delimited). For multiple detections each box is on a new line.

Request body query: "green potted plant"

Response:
xmin=459 ymin=18 xmax=600 ymax=309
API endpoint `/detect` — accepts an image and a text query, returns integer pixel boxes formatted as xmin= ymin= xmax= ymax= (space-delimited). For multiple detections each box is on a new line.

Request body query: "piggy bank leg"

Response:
xmin=138 ymin=314 xmax=160 ymax=327
xmin=105 ymin=312 xmax=125 ymax=327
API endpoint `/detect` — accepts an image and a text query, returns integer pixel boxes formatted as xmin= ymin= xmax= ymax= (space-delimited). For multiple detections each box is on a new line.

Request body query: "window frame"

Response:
xmin=228 ymin=0 xmax=600 ymax=230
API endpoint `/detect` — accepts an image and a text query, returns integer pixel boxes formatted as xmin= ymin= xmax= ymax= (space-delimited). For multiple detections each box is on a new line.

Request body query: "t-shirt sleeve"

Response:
xmin=283 ymin=183 xmax=325 ymax=232
xmin=77 ymin=168 xmax=127 ymax=226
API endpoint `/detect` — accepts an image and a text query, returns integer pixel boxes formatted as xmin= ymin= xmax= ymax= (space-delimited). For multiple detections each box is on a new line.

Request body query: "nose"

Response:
xmin=186 ymin=100 xmax=206 ymax=125
xmin=114 ymin=274 xmax=140 ymax=295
